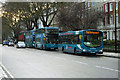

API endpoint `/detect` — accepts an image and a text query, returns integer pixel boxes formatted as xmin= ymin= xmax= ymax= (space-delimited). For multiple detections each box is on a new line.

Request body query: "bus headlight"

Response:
xmin=83 ymin=49 xmax=87 ymax=52
xmin=99 ymin=50 xmax=103 ymax=52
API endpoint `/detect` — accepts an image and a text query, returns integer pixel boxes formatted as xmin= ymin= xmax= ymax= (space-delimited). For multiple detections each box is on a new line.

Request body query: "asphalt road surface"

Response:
xmin=0 ymin=45 xmax=119 ymax=78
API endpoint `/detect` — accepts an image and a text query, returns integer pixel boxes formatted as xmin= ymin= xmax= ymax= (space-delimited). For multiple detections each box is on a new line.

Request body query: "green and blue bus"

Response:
xmin=24 ymin=30 xmax=35 ymax=47
xmin=58 ymin=29 xmax=103 ymax=54
xmin=35 ymin=27 xmax=59 ymax=50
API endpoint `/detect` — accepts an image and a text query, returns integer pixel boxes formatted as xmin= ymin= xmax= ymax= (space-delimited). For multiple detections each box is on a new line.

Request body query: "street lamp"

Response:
xmin=115 ymin=2 xmax=117 ymax=53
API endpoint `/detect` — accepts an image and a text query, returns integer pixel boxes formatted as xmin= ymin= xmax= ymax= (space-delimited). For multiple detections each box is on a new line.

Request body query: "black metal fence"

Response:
xmin=103 ymin=40 xmax=120 ymax=53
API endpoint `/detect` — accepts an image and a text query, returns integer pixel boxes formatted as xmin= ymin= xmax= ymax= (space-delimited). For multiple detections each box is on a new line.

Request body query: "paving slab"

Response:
xmin=103 ymin=52 xmax=120 ymax=58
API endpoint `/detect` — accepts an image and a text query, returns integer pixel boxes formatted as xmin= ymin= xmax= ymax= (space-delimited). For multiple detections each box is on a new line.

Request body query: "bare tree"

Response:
xmin=56 ymin=2 xmax=105 ymax=31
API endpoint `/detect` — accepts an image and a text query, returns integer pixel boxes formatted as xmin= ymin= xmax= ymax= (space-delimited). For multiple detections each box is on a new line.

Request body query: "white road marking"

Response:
xmin=0 ymin=65 xmax=8 ymax=78
xmin=72 ymin=61 xmax=88 ymax=65
xmin=0 ymin=63 xmax=14 ymax=78
xmin=46 ymin=54 xmax=89 ymax=65
xmin=55 ymin=57 xmax=67 ymax=60
xmin=42 ymin=53 xmax=88 ymax=65
xmin=96 ymin=66 xmax=120 ymax=72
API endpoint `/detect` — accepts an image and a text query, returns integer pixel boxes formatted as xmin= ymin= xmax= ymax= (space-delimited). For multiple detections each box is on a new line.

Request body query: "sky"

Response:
xmin=0 ymin=3 xmax=2 ymax=17
xmin=0 ymin=1 xmax=6 ymax=17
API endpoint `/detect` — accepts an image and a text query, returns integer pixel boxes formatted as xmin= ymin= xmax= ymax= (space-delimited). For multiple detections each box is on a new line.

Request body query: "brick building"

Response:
xmin=98 ymin=2 xmax=120 ymax=40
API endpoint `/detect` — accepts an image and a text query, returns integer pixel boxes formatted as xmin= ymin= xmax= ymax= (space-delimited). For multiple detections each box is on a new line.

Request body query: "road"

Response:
xmin=0 ymin=45 xmax=119 ymax=78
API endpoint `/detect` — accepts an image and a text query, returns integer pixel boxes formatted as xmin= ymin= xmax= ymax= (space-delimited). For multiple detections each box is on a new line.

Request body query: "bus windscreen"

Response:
xmin=83 ymin=31 xmax=103 ymax=47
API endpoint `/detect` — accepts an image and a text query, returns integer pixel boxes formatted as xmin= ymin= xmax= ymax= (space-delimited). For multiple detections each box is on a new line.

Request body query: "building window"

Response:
xmin=105 ymin=4 xmax=108 ymax=12
xmin=97 ymin=8 xmax=98 ymax=11
xmin=88 ymin=2 xmax=90 ymax=7
xmin=103 ymin=32 xmax=107 ymax=39
xmin=110 ymin=3 xmax=113 ymax=11
xmin=100 ymin=7 xmax=102 ymax=11
xmin=116 ymin=14 xmax=118 ymax=25
xmin=102 ymin=6 xmax=104 ymax=11
xmin=108 ymin=31 xmax=110 ymax=40
xmin=105 ymin=16 xmax=109 ymax=25
xmin=116 ymin=2 xmax=118 ymax=10
xmin=110 ymin=15 xmax=113 ymax=24
xmin=92 ymin=2 xmax=95 ymax=6
xmin=112 ymin=31 xmax=115 ymax=40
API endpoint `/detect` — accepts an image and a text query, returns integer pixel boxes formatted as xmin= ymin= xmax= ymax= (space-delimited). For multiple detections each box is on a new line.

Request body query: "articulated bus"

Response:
xmin=35 ymin=27 xmax=59 ymax=50
xmin=58 ymin=29 xmax=103 ymax=54
xmin=24 ymin=30 xmax=35 ymax=47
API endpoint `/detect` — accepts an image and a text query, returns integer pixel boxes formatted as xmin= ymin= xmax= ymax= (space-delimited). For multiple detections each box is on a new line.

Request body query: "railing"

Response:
xmin=103 ymin=45 xmax=120 ymax=53
xmin=103 ymin=40 xmax=120 ymax=53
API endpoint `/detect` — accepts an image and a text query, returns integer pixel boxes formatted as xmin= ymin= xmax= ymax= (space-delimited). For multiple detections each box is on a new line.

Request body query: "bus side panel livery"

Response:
xmin=58 ymin=30 xmax=103 ymax=54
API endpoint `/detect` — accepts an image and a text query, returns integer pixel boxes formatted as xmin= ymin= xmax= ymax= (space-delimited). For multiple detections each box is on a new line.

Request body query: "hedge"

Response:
xmin=103 ymin=40 xmax=120 ymax=53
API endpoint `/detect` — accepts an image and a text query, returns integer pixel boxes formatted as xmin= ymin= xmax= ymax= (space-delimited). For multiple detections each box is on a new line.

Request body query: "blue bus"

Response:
xmin=24 ymin=30 xmax=35 ymax=47
xmin=35 ymin=27 xmax=59 ymax=50
xmin=58 ymin=29 xmax=103 ymax=54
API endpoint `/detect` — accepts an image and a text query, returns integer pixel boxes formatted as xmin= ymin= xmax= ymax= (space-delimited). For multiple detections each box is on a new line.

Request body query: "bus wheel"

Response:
xmin=26 ymin=44 xmax=27 ymax=48
xmin=74 ymin=48 xmax=77 ymax=55
xmin=45 ymin=45 xmax=47 ymax=50
xmin=62 ymin=47 xmax=64 ymax=52
xmin=35 ymin=44 xmax=36 ymax=48
xmin=41 ymin=45 xmax=43 ymax=50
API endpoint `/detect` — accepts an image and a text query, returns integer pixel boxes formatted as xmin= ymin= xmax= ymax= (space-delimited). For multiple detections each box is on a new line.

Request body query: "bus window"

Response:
xmin=72 ymin=35 xmax=79 ymax=44
xmin=61 ymin=36 xmax=66 ymax=44
xmin=33 ymin=35 xmax=35 ymax=41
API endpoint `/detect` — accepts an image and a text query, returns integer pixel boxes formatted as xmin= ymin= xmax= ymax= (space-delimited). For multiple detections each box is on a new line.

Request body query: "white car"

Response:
xmin=8 ymin=41 xmax=14 ymax=46
xmin=16 ymin=41 xmax=26 ymax=48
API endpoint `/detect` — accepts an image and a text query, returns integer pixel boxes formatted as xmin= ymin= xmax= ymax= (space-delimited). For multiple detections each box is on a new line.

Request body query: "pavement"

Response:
xmin=102 ymin=51 xmax=120 ymax=58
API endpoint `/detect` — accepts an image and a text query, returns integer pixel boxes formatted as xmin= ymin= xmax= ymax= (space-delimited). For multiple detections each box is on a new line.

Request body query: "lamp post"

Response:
xmin=115 ymin=2 xmax=117 ymax=53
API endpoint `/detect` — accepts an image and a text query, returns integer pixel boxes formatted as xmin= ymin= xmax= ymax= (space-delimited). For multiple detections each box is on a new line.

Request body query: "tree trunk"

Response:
xmin=34 ymin=18 xmax=38 ymax=29
xmin=42 ymin=21 xmax=48 ymax=27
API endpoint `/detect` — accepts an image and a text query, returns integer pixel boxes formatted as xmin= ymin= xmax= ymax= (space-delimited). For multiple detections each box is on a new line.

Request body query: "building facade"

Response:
xmin=97 ymin=2 xmax=120 ymax=40
xmin=88 ymin=1 xmax=120 ymax=40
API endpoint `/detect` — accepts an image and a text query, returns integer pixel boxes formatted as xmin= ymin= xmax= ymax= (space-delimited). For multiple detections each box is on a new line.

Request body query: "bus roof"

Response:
xmin=36 ymin=27 xmax=58 ymax=30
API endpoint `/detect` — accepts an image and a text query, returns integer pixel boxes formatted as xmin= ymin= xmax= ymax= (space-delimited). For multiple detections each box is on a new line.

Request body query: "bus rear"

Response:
xmin=45 ymin=27 xmax=58 ymax=50
xmin=18 ymin=32 xmax=25 ymax=41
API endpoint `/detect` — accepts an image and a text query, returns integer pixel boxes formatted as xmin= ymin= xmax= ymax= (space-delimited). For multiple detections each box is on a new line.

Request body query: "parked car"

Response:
xmin=8 ymin=41 xmax=14 ymax=46
xmin=16 ymin=41 xmax=26 ymax=48
xmin=2 ymin=40 xmax=8 ymax=46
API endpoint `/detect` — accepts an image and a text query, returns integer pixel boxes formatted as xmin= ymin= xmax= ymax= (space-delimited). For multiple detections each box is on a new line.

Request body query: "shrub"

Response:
xmin=103 ymin=40 xmax=120 ymax=46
